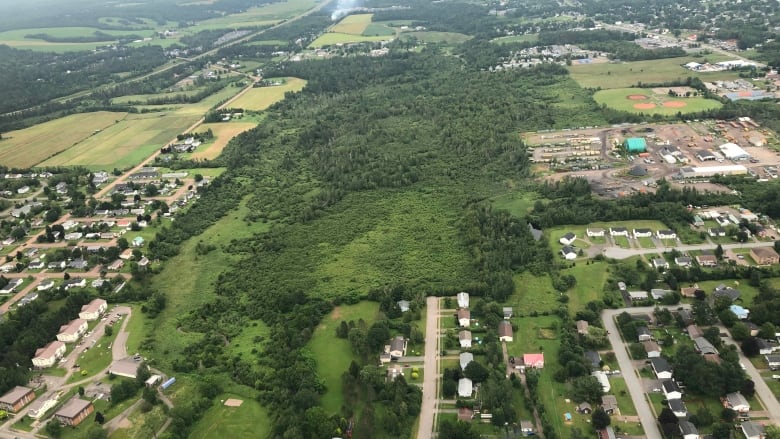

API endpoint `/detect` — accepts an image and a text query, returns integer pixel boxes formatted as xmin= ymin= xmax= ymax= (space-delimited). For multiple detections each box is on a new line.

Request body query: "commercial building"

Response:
xmin=678 ymin=165 xmax=748 ymax=179
xmin=718 ymin=142 xmax=750 ymax=160
xmin=623 ymin=138 xmax=647 ymax=153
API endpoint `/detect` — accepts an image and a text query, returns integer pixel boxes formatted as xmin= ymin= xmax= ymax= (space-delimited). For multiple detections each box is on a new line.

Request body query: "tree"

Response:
xmin=711 ymin=423 xmax=733 ymax=439
xmin=442 ymin=379 xmax=457 ymax=398
xmin=721 ymin=407 xmax=737 ymax=422
xmin=690 ymin=406 xmax=713 ymax=427
xmin=741 ymin=379 xmax=756 ymax=398
xmin=117 ymin=237 xmax=129 ymax=250
xmin=718 ymin=308 xmax=737 ymax=327
xmin=463 ymin=361 xmax=489 ymax=383
xmin=742 ymin=337 xmax=760 ymax=357
xmin=658 ymin=407 xmax=678 ymax=425
xmin=439 ymin=419 xmax=479 ymax=439
xmin=78 ymin=386 xmax=85 ymax=396
xmin=759 ymin=322 xmax=777 ymax=340
xmin=45 ymin=420 xmax=62 ymax=438
xmin=571 ymin=376 xmax=603 ymax=403
xmin=715 ymin=244 xmax=724 ymax=260
xmin=591 ymin=407 xmax=611 ymax=429
xmin=730 ymin=322 xmax=749 ymax=342
xmin=194 ymin=174 xmax=204 ymax=182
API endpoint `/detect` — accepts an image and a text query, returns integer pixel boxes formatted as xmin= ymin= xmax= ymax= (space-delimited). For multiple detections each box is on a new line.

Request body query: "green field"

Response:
xmin=401 ymin=31 xmax=471 ymax=44
xmin=108 ymin=405 xmax=167 ymax=439
xmin=67 ymin=325 xmax=121 ymax=383
xmin=189 ymin=393 xmax=271 ymax=439
xmin=308 ymin=301 xmax=380 ymax=414
xmin=491 ymin=190 xmax=540 ymax=218
xmin=309 ymin=32 xmax=390 ymax=47
xmin=230 ymin=78 xmax=307 ymax=111
xmin=509 ymin=272 xmax=560 ymax=314
xmin=0 ymin=111 xmax=126 ymax=168
xmin=491 ymin=33 xmax=539 ymax=44
xmin=593 ymin=88 xmax=722 ymax=115
xmin=568 ymin=56 xmax=741 ymax=89
xmin=0 ymin=26 xmax=154 ymax=52
xmin=362 ymin=23 xmax=395 ymax=37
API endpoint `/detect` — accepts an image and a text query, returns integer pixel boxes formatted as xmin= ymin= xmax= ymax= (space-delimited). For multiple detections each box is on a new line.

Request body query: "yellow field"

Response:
xmin=330 ymin=14 xmax=373 ymax=35
xmin=230 ymin=78 xmax=307 ymax=111
xmin=0 ymin=112 xmax=126 ymax=168
xmin=191 ymin=122 xmax=256 ymax=160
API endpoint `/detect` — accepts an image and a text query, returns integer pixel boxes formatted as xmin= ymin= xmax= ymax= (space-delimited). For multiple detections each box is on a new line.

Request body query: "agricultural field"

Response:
xmin=188 ymin=0 xmax=317 ymax=31
xmin=593 ymin=88 xmax=722 ymax=115
xmin=230 ymin=78 xmax=307 ymax=111
xmin=308 ymin=301 xmax=380 ymax=414
xmin=401 ymin=31 xmax=471 ymax=44
xmin=568 ymin=56 xmax=741 ymax=89
xmin=310 ymin=32 xmax=390 ymax=47
xmin=491 ymin=33 xmax=538 ymax=44
xmin=0 ymin=111 xmax=126 ymax=168
xmin=190 ymin=122 xmax=257 ymax=160
xmin=310 ymin=14 xmax=396 ymax=47
xmin=330 ymin=14 xmax=373 ymax=35
xmin=0 ymin=26 xmax=154 ymax=52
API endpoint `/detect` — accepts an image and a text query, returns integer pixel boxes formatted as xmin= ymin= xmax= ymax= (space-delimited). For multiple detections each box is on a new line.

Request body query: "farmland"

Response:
xmin=401 ymin=31 xmax=471 ymax=44
xmin=329 ymin=14 xmax=373 ymax=35
xmin=0 ymin=26 xmax=154 ymax=52
xmin=187 ymin=0 xmax=317 ymax=31
xmin=593 ymin=87 xmax=723 ymax=115
xmin=190 ymin=122 xmax=257 ymax=160
xmin=230 ymin=78 xmax=307 ymax=111
xmin=310 ymin=14 xmax=396 ymax=47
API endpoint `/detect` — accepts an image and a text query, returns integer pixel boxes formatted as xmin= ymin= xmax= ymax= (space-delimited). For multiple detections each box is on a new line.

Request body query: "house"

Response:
xmin=609 ymin=227 xmax=629 ymax=237
xmin=652 ymin=259 xmax=669 ymax=270
xmin=678 ymin=309 xmax=694 ymax=325
xmin=92 ymin=279 xmax=105 ymax=289
xmin=617 ymin=282 xmax=627 ymax=293
xmin=633 ymin=228 xmax=652 ymax=238
xmin=63 ymin=232 xmax=83 ymax=241
xmin=585 ymin=351 xmax=601 ymax=369
xmin=79 ymin=298 xmax=108 ymax=321
xmin=55 ymin=182 xmax=68 ymax=194
xmin=457 ymin=292 xmax=469 ymax=308
xmin=386 ymin=364 xmax=404 ymax=381
xmin=651 ymin=289 xmax=672 ymax=300
xmin=675 ymin=256 xmax=692 ymax=267
xmin=92 ymin=171 xmax=109 ymax=185
xmin=523 ymin=353 xmax=544 ymax=368
xmin=503 ymin=307 xmax=513 ymax=319
xmin=576 ymin=320 xmax=589 ymax=335
xmin=679 ymin=420 xmax=699 ymax=439
xmin=765 ymin=354 xmax=780 ymax=370
xmin=629 ymin=291 xmax=649 ymax=301
xmin=498 ymin=321 xmax=513 ymax=342
xmin=694 ymin=337 xmax=718 ymax=355
xmin=709 ymin=227 xmax=727 ymax=237
xmin=56 ymin=319 xmax=88 ymax=343
xmin=577 ymin=402 xmax=593 ymax=414
xmin=108 ymin=259 xmax=125 ymax=271
xmin=457 ymin=308 xmax=470 ymax=327
xmin=397 ymin=300 xmax=411 ymax=313
xmin=54 ymin=397 xmax=94 ymax=426
xmin=657 ymin=230 xmax=677 ymax=240
xmin=28 ymin=258 xmax=44 ymax=270
xmin=745 ymin=321 xmax=760 ymax=337
xmin=750 ymin=247 xmax=780 ymax=265
xmin=687 ymin=324 xmax=704 ymax=340
xmin=681 ymin=286 xmax=700 ymax=298
xmin=559 ymin=232 xmax=576 ymax=245
xmin=32 ymin=341 xmax=66 ymax=368
xmin=17 ymin=186 xmax=30 ymax=194
xmin=637 ymin=326 xmax=652 ymax=342
xmin=457 ymin=407 xmax=473 ymax=422
xmin=458 ymin=378 xmax=473 ymax=398
xmin=643 ymin=340 xmax=662 ymax=358
xmin=63 ymin=277 xmax=86 ymax=290
xmin=713 ymin=284 xmax=740 ymax=302
xmin=730 ymin=304 xmax=750 ymax=320
xmin=132 ymin=236 xmax=145 ymax=247
xmin=601 ymin=395 xmax=619 ymax=415
xmin=389 ymin=336 xmax=406 ymax=359
xmin=587 ymin=228 xmax=605 ymax=238
xmin=47 ymin=261 xmax=66 ymax=270
xmin=18 ymin=292 xmax=39 ymax=307
xmin=459 ymin=330 xmax=472 ymax=348
xmin=37 ymin=279 xmax=55 ymax=291
xmin=662 ymin=380 xmax=682 ymax=400
xmin=741 ymin=421 xmax=765 ymax=439
xmin=724 ymin=392 xmax=750 ymax=413
xmin=119 ymin=249 xmax=134 ymax=260
xmin=0 ymin=279 xmax=23 ymax=294
xmin=561 ymin=246 xmax=577 ymax=260
xmin=757 ymin=339 xmax=780 ymax=355
xmin=520 ymin=420 xmax=535 ymax=435
xmin=68 ymin=259 xmax=88 ymax=270
xmin=592 ymin=371 xmax=610 ymax=392
xmin=697 ymin=255 xmax=718 ymax=267
xmin=137 ymin=256 xmax=150 ymax=268
xmin=668 ymin=398 xmax=688 ymax=418
xmin=459 ymin=352 xmax=474 ymax=370
xmin=0 ymin=386 xmax=35 ymax=412
xmin=650 ymin=357 xmax=673 ymax=379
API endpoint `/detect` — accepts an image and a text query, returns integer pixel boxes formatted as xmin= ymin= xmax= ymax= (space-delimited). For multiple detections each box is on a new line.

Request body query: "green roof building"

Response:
xmin=623 ymin=137 xmax=647 ymax=152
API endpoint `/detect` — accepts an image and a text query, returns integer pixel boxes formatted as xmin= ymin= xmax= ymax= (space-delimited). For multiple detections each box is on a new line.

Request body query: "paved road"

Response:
xmin=602 ymin=308 xmax=663 ymax=439
xmin=417 ymin=296 xmax=440 ymax=439
xmin=604 ymin=240 xmax=774 ymax=259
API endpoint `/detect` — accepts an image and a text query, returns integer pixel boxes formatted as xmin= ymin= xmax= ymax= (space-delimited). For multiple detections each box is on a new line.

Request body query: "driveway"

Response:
xmin=416 ymin=296 xmax=440 ymax=439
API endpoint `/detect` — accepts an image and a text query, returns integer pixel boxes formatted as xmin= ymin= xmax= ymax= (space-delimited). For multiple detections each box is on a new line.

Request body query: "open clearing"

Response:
xmin=190 ymin=122 xmax=256 ymax=160
xmin=593 ymin=87 xmax=722 ymax=115
xmin=309 ymin=32 xmax=390 ymax=47
xmin=189 ymin=393 xmax=270 ymax=439
xmin=0 ymin=26 xmax=154 ymax=52
xmin=188 ymin=0 xmax=316 ymax=31
xmin=568 ymin=56 xmax=742 ymax=89
xmin=230 ymin=78 xmax=307 ymax=111
xmin=330 ymin=14 xmax=373 ymax=35
xmin=0 ymin=111 xmax=126 ymax=168
xmin=401 ymin=31 xmax=471 ymax=44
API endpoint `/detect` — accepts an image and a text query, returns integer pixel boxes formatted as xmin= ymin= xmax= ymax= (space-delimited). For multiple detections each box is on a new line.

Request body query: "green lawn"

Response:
xmin=307 ymin=301 xmax=380 ymax=414
xmin=67 ymin=326 xmax=121 ymax=383
xmin=490 ymin=190 xmax=540 ymax=218
xmin=509 ymin=273 xmax=560 ymax=315
xmin=189 ymin=393 xmax=271 ymax=439
xmin=695 ymin=280 xmax=759 ymax=307
xmin=400 ymin=31 xmax=471 ymax=44
xmin=560 ymin=261 xmax=610 ymax=312
xmin=637 ymin=237 xmax=657 ymax=249
xmin=592 ymin=88 xmax=723 ymax=116
xmin=613 ymin=236 xmax=631 ymax=249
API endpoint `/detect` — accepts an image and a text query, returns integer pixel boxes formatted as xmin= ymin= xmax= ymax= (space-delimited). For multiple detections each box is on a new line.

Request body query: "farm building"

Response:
xmin=718 ymin=142 xmax=750 ymax=160
xmin=623 ymin=138 xmax=647 ymax=153
xmin=678 ymin=165 xmax=748 ymax=179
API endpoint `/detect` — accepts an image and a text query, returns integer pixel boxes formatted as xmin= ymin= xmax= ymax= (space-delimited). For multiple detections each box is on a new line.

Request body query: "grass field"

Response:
xmin=568 ymin=56 xmax=741 ymax=89
xmin=491 ymin=33 xmax=538 ymax=44
xmin=308 ymin=301 xmax=380 ymax=414
xmin=695 ymin=279 xmax=759 ymax=307
xmin=189 ymin=393 xmax=271 ymax=439
xmin=330 ymin=14 xmax=373 ymax=34
xmin=0 ymin=27 xmax=154 ymax=52
xmin=67 ymin=326 xmax=120 ymax=383
xmin=190 ymin=122 xmax=256 ymax=160
xmin=363 ymin=23 xmax=395 ymax=37
xmin=310 ymin=32 xmax=390 ymax=47
xmin=230 ymin=78 xmax=307 ymax=111
xmin=109 ymin=405 xmax=167 ymax=439
xmin=192 ymin=0 xmax=316 ymax=31
xmin=0 ymin=112 xmax=126 ymax=168
xmin=509 ymin=272 xmax=560 ymax=314
xmin=490 ymin=190 xmax=540 ymax=217
xmin=593 ymin=88 xmax=722 ymax=115
xmin=401 ymin=31 xmax=471 ymax=44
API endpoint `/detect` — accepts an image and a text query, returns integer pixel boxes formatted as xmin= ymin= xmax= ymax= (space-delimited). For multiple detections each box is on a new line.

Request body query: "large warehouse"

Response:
xmin=718 ymin=142 xmax=750 ymax=160
xmin=623 ymin=137 xmax=647 ymax=153
xmin=678 ymin=165 xmax=748 ymax=179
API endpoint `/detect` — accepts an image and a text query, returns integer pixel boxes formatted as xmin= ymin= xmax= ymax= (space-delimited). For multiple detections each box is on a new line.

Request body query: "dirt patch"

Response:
xmin=627 ymin=94 xmax=649 ymax=100
xmin=331 ymin=306 xmax=342 ymax=320
xmin=224 ymin=398 xmax=244 ymax=407
xmin=118 ymin=418 xmax=133 ymax=429
xmin=633 ymin=103 xmax=656 ymax=109
xmin=663 ymin=101 xmax=687 ymax=108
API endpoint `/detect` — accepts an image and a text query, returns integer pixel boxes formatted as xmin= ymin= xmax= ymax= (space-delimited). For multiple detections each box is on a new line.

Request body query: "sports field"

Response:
xmin=191 ymin=122 xmax=257 ymax=160
xmin=593 ymin=87 xmax=722 ymax=115
xmin=230 ymin=78 xmax=307 ymax=111
xmin=568 ymin=56 xmax=742 ymax=89
xmin=0 ymin=111 xmax=125 ymax=168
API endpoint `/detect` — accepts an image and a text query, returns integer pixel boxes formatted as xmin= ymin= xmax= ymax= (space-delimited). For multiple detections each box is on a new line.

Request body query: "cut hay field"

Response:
xmin=593 ymin=87 xmax=722 ymax=115
xmin=230 ymin=78 xmax=307 ymax=111
xmin=568 ymin=56 xmax=741 ymax=89
xmin=0 ymin=111 xmax=125 ymax=168
xmin=191 ymin=122 xmax=256 ymax=160
xmin=330 ymin=14 xmax=373 ymax=34
xmin=310 ymin=14 xmax=395 ymax=47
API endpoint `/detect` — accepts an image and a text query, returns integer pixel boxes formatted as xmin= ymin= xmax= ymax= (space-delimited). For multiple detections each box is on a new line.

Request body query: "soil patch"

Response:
xmin=633 ymin=103 xmax=656 ymax=109
xmin=627 ymin=94 xmax=648 ymax=100
xmin=331 ymin=306 xmax=342 ymax=320
xmin=224 ymin=398 xmax=244 ymax=407
xmin=663 ymin=101 xmax=687 ymax=108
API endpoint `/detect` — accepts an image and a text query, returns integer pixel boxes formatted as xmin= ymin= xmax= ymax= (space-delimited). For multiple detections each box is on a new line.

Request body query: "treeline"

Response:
xmin=123 ymin=80 xmax=230 ymax=106
xmin=583 ymin=41 xmax=687 ymax=60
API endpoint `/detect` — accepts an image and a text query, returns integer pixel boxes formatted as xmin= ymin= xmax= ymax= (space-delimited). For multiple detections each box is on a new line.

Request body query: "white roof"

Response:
xmin=718 ymin=142 xmax=750 ymax=159
xmin=682 ymin=165 xmax=748 ymax=175
xmin=458 ymin=378 xmax=473 ymax=397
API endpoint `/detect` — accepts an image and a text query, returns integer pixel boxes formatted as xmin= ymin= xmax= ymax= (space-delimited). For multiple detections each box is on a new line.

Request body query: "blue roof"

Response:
xmin=730 ymin=304 xmax=747 ymax=313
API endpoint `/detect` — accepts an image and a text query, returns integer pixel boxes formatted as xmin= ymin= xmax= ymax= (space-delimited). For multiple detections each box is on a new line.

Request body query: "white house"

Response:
xmin=457 ymin=292 xmax=469 ymax=309
xmin=459 ymin=330 xmax=472 ymax=348
xmin=637 ymin=326 xmax=652 ymax=342
xmin=609 ymin=227 xmax=629 ymax=237
xmin=459 ymin=352 xmax=474 ymax=371
xmin=652 ymin=259 xmax=669 ymax=270
xmin=498 ymin=321 xmax=513 ymax=342
xmin=561 ymin=246 xmax=577 ymax=260
xmin=78 ymin=298 xmax=107 ymax=321
xmin=679 ymin=420 xmax=699 ymax=439
xmin=724 ymin=392 xmax=750 ymax=413
xmin=458 ymin=378 xmax=473 ymax=398
xmin=662 ymin=380 xmax=682 ymax=400
xmin=657 ymin=230 xmax=677 ymax=240
xmin=388 ymin=336 xmax=407 ymax=359
xmin=586 ymin=228 xmax=605 ymax=238
xmin=650 ymin=357 xmax=673 ymax=380
xmin=675 ymin=256 xmax=692 ymax=267
xmin=32 ymin=341 xmax=66 ymax=368
xmin=458 ymin=308 xmax=470 ymax=327
xmin=644 ymin=340 xmax=662 ymax=358
xmin=668 ymin=398 xmax=688 ymax=418
xmin=741 ymin=421 xmax=765 ymax=439
xmin=633 ymin=228 xmax=652 ymax=238
xmin=628 ymin=291 xmax=649 ymax=301
xmin=36 ymin=280 xmax=55 ymax=291
xmin=559 ymin=232 xmax=576 ymax=246
xmin=766 ymin=354 xmax=780 ymax=370
xmin=56 ymin=319 xmax=88 ymax=343
xmin=591 ymin=371 xmax=611 ymax=393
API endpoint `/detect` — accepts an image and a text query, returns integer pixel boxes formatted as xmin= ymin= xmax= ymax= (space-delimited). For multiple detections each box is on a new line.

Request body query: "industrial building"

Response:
xmin=678 ymin=165 xmax=748 ymax=179
xmin=623 ymin=137 xmax=647 ymax=153
xmin=718 ymin=142 xmax=750 ymax=160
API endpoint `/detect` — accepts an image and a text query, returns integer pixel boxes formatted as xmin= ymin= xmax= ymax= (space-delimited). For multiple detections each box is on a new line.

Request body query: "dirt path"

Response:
xmin=417 ymin=296 xmax=440 ymax=439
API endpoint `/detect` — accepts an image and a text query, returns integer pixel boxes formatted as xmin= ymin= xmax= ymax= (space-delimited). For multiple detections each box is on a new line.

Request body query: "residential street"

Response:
xmin=416 ymin=296 xmax=440 ymax=439
xmin=603 ymin=240 xmax=774 ymax=259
